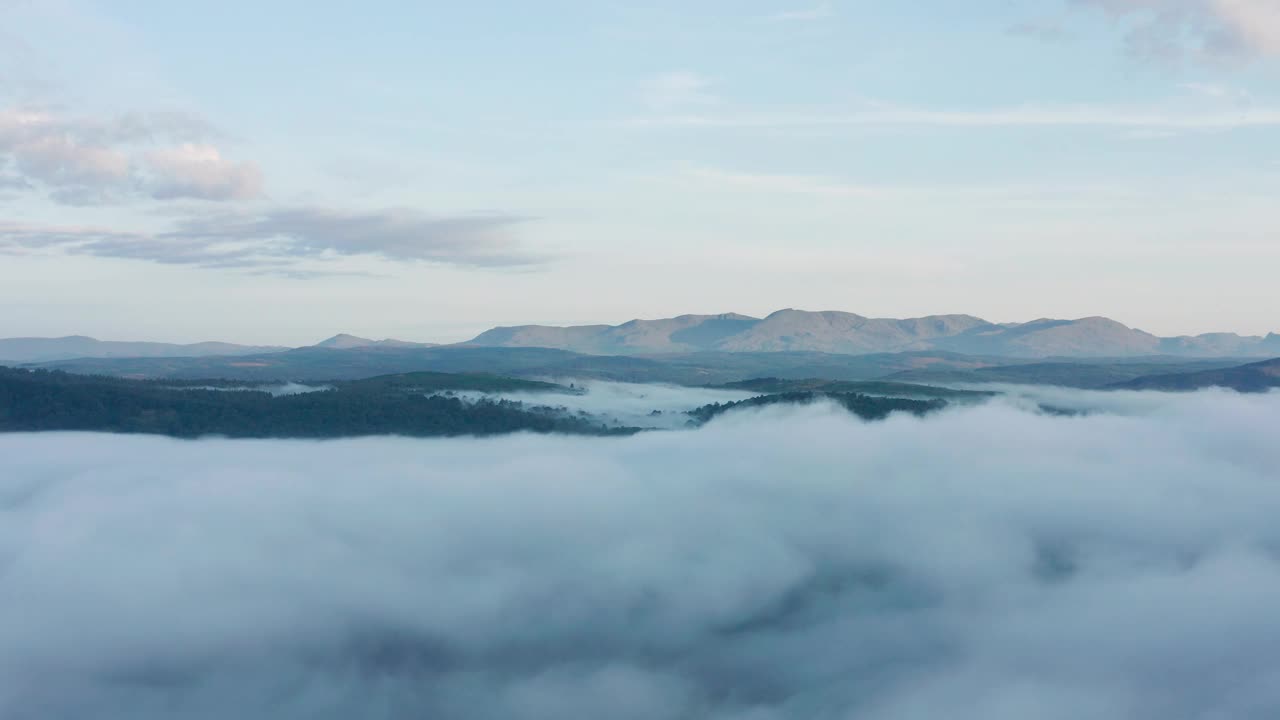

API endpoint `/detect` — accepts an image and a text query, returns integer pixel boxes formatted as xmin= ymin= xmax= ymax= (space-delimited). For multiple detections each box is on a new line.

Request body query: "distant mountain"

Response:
xmin=0 ymin=336 xmax=287 ymax=364
xmin=469 ymin=315 xmax=755 ymax=355
xmin=312 ymin=334 xmax=437 ymax=350
xmin=1110 ymin=358 xmax=1280 ymax=393
xmin=714 ymin=310 xmax=993 ymax=353
xmin=931 ymin=317 xmax=1161 ymax=357
xmin=1158 ymin=332 xmax=1280 ymax=357
xmin=466 ymin=310 xmax=1279 ymax=359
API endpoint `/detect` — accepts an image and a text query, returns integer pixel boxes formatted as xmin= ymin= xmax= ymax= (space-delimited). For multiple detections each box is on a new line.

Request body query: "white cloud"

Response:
xmin=0 ymin=110 xmax=129 ymax=201
xmin=146 ymin=143 xmax=263 ymax=201
xmin=1076 ymin=0 xmax=1280 ymax=59
xmin=0 ymin=108 xmax=259 ymax=204
xmin=639 ymin=71 xmax=719 ymax=112
xmin=1212 ymin=0 xmax=1280 ymax=55
xmin=765 ymin=2 xmax=834 ymax=22
xmin=1 ymin=391 xmax=1280 ymax=717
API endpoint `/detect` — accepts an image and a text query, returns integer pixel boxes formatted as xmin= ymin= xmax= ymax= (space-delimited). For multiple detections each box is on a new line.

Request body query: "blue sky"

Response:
xmin=1 ymin=0 xmax=1278 ymax=344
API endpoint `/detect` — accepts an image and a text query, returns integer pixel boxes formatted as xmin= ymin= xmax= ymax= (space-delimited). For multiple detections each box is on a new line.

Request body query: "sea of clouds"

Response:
xmin=2 ymin=389 xmax=1279 ymax=719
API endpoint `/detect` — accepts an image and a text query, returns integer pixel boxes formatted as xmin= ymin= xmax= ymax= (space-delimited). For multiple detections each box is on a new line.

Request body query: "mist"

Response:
xmin=438 ymin=379 xmax=759 ymax=429
xmin=2 ymin=389 xmax=1280 ymax=719
xmin=172 ymin=382 xmax=333 ymax=396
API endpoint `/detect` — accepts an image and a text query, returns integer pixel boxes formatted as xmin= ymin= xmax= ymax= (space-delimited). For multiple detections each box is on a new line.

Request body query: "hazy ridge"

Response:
xmin=468 ymin=310 xmax=1280 ymax=358
xmin=0 ymin=336 xmax=288 ymax=364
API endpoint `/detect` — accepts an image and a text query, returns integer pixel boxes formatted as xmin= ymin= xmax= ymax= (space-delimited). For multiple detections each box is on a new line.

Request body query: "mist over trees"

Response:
xmin=687 ymin=391 xmax=946 ymax=425
xmin=0 ymin=367 xmax=631 ymax=438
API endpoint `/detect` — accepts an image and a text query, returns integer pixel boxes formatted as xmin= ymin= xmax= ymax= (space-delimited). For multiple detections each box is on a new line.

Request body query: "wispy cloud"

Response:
xmin=1074 ymin=0 xmax=1280 ymax=61
xmin=638 ymin=71 xmax=719 ymax=112
xmin=1007 ymin=18 xmax=1071 ymax=42
xmin=1181 ymin=82 xmax=1252 ymax=102
xmin=683 ymin=167 xmax=887 ymax=198
xmin=764 ymin=2 xmax=833 ymax=22
xmin=633 ymin=102 xmax=1280 ymax=131
xmin=0 ymin=207 xmax=543 ymax=274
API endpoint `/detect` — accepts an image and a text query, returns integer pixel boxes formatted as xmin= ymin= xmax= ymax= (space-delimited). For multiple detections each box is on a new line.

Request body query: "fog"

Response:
xmin=441 ymin=380 xmax=759 ymax=429
xmin=173 ymin=382 xmax=332 ymax=396
xmin=2 ymin=389 xmax=1280 ymax=719
xmin=952 ymin=383 xmax=1229 ymax=416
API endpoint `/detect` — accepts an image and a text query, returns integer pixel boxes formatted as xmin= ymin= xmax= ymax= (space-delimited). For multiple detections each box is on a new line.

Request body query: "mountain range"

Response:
xmin=0 ymin=336 xmax=288 ymax=364
xmin=467 ymin=310 xmax=1280 ymax=358
xmin=0 ymin=334 xmax=437 ymax=364
xmin=312 ymin=334 xmax=437 ymax=350
xmin=4 ymin=311 xmax=1278 ymax=366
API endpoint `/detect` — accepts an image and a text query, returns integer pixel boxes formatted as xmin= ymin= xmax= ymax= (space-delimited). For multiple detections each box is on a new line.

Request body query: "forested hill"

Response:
xmin=688 ymin=392 xmax=946 ymax=425
xmin=0 ymin=367 xmax=630 ymax=439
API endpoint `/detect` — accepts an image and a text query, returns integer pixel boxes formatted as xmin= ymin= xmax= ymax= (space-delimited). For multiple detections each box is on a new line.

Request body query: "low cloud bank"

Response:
xmin=2 ymin=390 xmax=1280 ymax=719
xmin=440 ymin=380 xmax=759 ymax=429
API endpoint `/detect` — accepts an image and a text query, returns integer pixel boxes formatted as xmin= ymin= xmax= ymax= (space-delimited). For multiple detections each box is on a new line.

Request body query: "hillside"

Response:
xmin=466 ymin=310 xmax=1279 ymax=359
xmin=1109 ymin=358 xmax=1280 ymax=393
xmin=888 ymin=358 xmax=1248 ymax=389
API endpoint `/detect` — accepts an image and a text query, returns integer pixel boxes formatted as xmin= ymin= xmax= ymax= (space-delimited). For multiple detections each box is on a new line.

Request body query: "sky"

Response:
xmin=1 ymin=0 xmax=1278 ymax=345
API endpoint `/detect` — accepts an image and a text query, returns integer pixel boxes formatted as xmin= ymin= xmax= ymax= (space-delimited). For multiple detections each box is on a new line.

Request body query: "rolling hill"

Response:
xmin=1109 ymin=358 xmax=1280 ymax=393
xmin=887 ymin=358 xmax=1250 ymax=389
xmin=0 ymin=336 xmax=287 ymax=363
xmin=22 ymin=346 xmax=1012 ymax=384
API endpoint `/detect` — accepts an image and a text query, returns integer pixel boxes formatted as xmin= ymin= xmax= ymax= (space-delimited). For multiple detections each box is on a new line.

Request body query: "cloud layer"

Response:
xmin=0 ymin=109 xmax=539 ymax=272
xmin=2 ymin=390 xmax=1280 ymax=718
xmin=0 ymin=207 xmax=538 ymax=272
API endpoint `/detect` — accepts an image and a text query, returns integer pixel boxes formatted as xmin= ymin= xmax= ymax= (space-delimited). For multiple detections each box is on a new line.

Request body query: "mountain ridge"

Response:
xmin=465 ymin=310 xmax=1279 ymax=358
xmin=0 ymin=336 xmax=288 ymax=364
xmin=313 ymin=334 xmax=438 ymax=350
